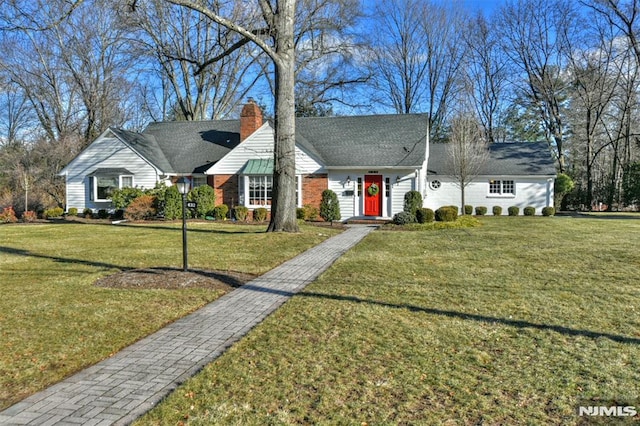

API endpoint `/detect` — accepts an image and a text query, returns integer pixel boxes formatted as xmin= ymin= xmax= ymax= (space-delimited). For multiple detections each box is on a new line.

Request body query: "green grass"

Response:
xmin=137 ymin=217 xmax=640 ymax=425
xmin=0 ymin=221 xmax=340 ymax=410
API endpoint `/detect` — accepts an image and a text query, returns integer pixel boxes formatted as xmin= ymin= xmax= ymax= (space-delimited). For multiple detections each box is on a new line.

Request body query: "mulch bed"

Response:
xmin=95 ymin=268 xmax=257 ymax=291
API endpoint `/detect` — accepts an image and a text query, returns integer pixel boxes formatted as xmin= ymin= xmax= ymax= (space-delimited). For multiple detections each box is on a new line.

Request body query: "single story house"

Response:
xmin=59 ymin=100 xmax=557 ymax=219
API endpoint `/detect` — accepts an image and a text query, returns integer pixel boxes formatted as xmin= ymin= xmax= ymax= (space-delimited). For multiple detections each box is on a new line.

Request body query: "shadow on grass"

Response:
xmin=41 ymin=218 xmax=266 ymax=234
xmin=0 ymin=246 xmax=245 ymax=287
xmin=239 ymin=283 xmax=640 ymax=346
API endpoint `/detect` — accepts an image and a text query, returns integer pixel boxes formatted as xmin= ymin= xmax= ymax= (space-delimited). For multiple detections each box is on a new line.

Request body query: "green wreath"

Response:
xmin=367 ymin=183 xmax=379 ymax=196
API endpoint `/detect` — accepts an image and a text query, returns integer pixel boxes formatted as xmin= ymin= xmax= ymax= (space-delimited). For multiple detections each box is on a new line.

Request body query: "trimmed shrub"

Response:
xmin=436 ymin=206 xmax=458 ymax=222
xmin=163 ymin=185 xmax=183 ymax=220
xmin=22 ymin=210 xmax=37 ymax=222
xmin=475 ymin=206 xmax=487 ymax=216
xmin=43 ymin=207 xmax=64 ymax=219
xmin=416 ymin=207 xmax=435 ymax=224
xmin=303 ymin=204 xmax=319 ymax=221
xmin=188 ymin=185 xmax=216 ymax=219
xmin=0 ymin=206 xmax=18 ymax=223
xmin=524 ymin=206 xmax=536 ymax=216
xmin=233 ymin=206 xmax=249 ymax=222
xmin=97 ymin=209 xmax=109 ymax=219
xmin=68 ymin=207 xmax=78 ymax=216
xmin=508 ymin=206 xmax=519 ymax=216
xmin=212 ymin=204 xmax=229 ymax=220
xmin=296 ymin=207 xmax=306 ymax=220
xmin=464 ymin=205 xmax=473 ymax=215
xmin=83 ymin=208 xmax=93 ymax=218
xmin=393 ymin=211 xmax=416 ymax=225
xmin=542 ymin=206 xmax=555 ymax=216
xmin=492 ymin=206 xmax=503 ymax=216
xmin=403 ymin=190 xmax=423 ymax=216
xmin=111 ymin=187 xmax=145 ymax=210
xmin=320 ymin=189 xmax=341 ymax=222
xmin=125 ymin=195 xmax=157 ymax=221
xmin=253 ymin=207 xmax=268 ymax=222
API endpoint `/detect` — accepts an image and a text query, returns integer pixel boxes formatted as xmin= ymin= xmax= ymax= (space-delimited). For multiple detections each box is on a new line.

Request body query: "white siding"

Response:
xmin=206 ymin=123 xmax=323 ymax=175
xmin=424 ymin=176 xmax=554 ymax=214
xmin=328 ymin=170 xmax=416 ymax=220
xmin=62 ymin=135 xmax=160 ymax=211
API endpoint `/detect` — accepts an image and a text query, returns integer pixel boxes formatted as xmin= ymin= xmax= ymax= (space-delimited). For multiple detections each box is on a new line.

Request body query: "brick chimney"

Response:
xmin=240 ymin=98 xmax=263 ymax=142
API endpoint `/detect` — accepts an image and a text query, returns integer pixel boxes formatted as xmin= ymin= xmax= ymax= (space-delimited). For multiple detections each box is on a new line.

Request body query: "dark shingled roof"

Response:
xmin=110 ymin=116 xmax=554 ymax=177
xmin=428 ymin=142 xmax=557 ymax=176
xmin=112 ymin=121 xmax=241 ymax=174
xmin=296 ymin=114 xmax=429 ymax=167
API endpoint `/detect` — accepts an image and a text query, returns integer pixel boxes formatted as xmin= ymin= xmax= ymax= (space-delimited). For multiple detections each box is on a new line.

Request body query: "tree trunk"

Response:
xmin=267 ymin=0 xmax=299 ymax=232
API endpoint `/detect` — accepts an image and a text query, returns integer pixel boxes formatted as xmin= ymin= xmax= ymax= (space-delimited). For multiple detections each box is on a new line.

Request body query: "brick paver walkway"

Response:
xmin=0 ymin=225 xmax=376 ymax=426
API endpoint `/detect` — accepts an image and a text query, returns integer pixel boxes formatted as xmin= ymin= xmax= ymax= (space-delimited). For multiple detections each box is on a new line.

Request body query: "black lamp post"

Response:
xmin=176 ymin=176 xmax=190 ymax=272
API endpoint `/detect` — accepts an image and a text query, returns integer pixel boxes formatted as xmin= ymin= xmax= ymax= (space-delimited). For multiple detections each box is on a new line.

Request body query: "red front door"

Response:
xmin=364 ymin=174 xmax=383 ymax=216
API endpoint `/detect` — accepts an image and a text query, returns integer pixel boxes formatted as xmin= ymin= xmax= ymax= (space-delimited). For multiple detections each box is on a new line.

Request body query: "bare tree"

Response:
xmin=446 ymin=113 xmax=490 ymax=214
xmin=497 ymin=0 xmax=576 ymax=173
xmin=159 ymin=0 xmax=300 ymax=232
xmin=292 ymin=0 xmax=368 ymax=111
xmin=565 ymin=12 xmax=620 ymax=209
xmin=122 ymin=0 xmax=265 ymax=121
xmin=463 ymin=12 xmax=510 ymax=143
xmin=367 ymin=0 xmax=466 ymax=139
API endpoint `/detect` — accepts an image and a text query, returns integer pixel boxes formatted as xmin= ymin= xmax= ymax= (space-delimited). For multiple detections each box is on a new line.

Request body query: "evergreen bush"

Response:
xmin=524 ymin=206 xmax=536 ymax=216
xmin=303 ymin=204 xmax=319 ymax=221
xmin=234 ymin=206 xmax=249 ymax=221
xmin=542 ymin=207 xmax=555 ymax=216
xmin=393 ymin=211 xmax=416 ymax=225
xmin=475 ymin=206 xmax=487 ymax=216
xmin=416 ymin=207 xmax=435 ymax=224
xmin=43 ymin=207 xmax=64 ymax=219
xmin=508 ymin=206 xmax=520 ymax=216
xmin=464 ymin=205 xmax=473 ymax=215
xmin=188 ymin=185 xmax=216 ymax=219
xmin=111 ymin=187 xmax=145 ymax=210
xmin=163 ymin=185 xmax=183 ymax=220
xmin=492 ymin=206 xmax=503 ymax=216
xmin=320 ymin=189 xmax=341 ymax=222
xmin=68 ymin=207 xmax=78 ymax=216
xmin=436 ymin=206 xmax=458 ymax=222
xmin=253 ymin=207 xmax=268 ymax=222
xmin=403 ymin=190 xmax=423 ymax=216
xmin=83 ymin=208 xmax=93 ymax=218
xmin=212 ymin=204 xmax=229 ymax=220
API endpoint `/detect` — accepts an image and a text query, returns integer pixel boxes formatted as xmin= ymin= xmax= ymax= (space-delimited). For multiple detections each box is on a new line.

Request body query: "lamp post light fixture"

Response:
xmin=176 ymin=176 xmax=190 ymax=272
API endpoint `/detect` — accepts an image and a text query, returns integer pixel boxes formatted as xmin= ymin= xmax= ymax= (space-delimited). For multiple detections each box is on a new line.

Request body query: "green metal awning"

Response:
xmin=241 ymin=159 xmax=273 ymax=175
xmin=88 ymin=168 xmax=133 ymax=177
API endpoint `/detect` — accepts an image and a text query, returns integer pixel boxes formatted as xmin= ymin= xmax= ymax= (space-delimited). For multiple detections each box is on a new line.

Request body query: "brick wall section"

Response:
xmin=302 ymin=174 xmax=328 ymax=209
xmin=212 ymin=175 xmax=238 ymax=207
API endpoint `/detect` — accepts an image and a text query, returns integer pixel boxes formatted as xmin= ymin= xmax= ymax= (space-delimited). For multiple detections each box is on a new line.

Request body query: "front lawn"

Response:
xmin=137 ymin=216 xmax=640 ymax=425
xmin=0 ymin=221 xmax=340 ymax=410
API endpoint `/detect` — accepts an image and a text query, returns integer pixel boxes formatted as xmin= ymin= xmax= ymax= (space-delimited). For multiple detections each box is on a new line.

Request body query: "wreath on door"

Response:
xmin=367 ymin=183 xmax=379 ymax=196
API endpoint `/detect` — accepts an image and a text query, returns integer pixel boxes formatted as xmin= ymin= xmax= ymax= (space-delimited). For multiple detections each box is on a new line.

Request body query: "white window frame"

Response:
xmin=92 ymin=174 xmax=134 ymax=202
xmin=488 ymin=179 xmax=515 ymax=197
xmin=244 ymin=175 xmax=302 ymax=209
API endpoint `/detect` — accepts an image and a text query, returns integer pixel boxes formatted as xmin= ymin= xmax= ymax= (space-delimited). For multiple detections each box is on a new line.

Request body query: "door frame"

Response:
xmin=364 ymin=174 xmax=383 ymax=216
